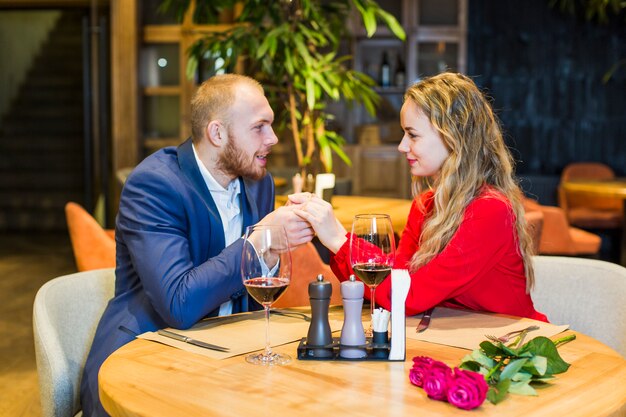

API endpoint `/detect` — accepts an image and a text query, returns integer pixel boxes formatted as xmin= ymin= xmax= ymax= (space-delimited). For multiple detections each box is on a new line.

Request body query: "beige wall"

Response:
xmin=0 ymin=10 xmax=60 ymax=119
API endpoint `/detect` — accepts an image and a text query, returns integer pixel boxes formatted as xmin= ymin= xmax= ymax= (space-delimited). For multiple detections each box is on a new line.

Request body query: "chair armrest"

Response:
xmin=536 ymin=205 xmax=575 ymax=254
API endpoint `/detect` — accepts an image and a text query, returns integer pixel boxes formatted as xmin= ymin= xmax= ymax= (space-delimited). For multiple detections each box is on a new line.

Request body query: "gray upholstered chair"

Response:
xmin=33 ymin=268 xmax=115 ymax=417
xmin=531 ymin=256 xmax=626 ymax=358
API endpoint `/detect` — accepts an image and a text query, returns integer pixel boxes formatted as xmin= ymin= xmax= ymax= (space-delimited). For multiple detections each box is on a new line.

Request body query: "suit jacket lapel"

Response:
xmin=241 ymin=177 xmax=260 ymax=231
xmin=177 ymin=138 xmax=225 ymax=251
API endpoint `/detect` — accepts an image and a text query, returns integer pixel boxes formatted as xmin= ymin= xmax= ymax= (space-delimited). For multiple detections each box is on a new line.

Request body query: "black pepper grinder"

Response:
xmin=306 ymin=274 xmax=333 ymax=358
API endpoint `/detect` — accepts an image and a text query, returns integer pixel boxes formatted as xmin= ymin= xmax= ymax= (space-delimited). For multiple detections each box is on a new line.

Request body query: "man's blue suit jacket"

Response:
xmin=80 ymin=139 xmax=273 ymax=416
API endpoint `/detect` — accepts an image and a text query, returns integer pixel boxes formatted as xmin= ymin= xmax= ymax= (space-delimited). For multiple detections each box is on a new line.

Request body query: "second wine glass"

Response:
xmin=241 ymin=224 xmax=292 ymax=365
xmin=349 ymin=214 xmax=396 ymax=334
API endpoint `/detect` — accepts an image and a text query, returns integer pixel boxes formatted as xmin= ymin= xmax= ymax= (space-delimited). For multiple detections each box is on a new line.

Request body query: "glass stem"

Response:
xmin=370 ymin=286 xmax=377 ymax=318
xmin=264 ymin=305 xmax=272 ymax=356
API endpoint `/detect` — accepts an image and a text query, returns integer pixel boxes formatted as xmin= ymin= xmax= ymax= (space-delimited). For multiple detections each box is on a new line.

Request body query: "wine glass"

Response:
xmin=349 ymin=214 xmax=396 ymax=335
xmin=241 ymin=224 xmax=292 ymax=365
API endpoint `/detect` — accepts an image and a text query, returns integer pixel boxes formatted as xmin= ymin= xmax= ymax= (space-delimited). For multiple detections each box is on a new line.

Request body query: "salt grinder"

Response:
xmin=306 ymin=274 xmax=333 ymax=358
xmin=339 ymin=275 xmax=367 ymax=359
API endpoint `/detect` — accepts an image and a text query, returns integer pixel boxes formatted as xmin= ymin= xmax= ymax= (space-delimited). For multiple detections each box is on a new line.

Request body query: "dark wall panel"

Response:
xmin=468 ymin=0 xmax=626 ymax=180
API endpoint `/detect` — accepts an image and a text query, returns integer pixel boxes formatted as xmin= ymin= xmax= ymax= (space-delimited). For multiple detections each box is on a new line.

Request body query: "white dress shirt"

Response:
xmin=193 ymin=144 xmax=242 ymax=316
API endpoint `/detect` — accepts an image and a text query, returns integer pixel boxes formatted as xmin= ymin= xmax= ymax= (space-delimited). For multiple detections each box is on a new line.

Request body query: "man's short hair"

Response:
xmin=190 ymin=74 xmax=263 ymax=143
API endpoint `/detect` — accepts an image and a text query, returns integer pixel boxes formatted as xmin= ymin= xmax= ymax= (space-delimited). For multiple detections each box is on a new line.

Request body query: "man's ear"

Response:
xmin=206 ymin=121 xmax=224 ymax=147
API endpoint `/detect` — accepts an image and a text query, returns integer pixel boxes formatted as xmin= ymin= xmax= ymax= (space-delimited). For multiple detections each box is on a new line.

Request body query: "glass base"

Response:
xmin=245 ymin=351 xmax=291 ymax=366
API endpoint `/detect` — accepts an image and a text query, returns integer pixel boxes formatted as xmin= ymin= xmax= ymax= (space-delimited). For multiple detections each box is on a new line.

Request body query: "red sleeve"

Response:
xmin=375 ymin=195 xmax=517 ymax=316
xmin=330 ymin=232 xmax=355 ymax=282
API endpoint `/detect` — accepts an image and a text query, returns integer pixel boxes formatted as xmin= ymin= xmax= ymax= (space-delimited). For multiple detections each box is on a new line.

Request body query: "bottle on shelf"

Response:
xmin=394 ymin=53 xmax=406 ymax=87
xmin=379 ymin=51 xmax=391 ymax=88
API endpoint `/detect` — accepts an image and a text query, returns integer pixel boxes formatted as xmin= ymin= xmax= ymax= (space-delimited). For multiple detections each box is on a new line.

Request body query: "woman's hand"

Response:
xmin=289 ymin=193 xmax=347 ymax=254
xmin=257 ymin=205 xmax=314 ymax=248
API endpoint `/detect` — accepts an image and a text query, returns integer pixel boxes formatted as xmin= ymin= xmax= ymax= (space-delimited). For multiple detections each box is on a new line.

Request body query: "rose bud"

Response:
xmin=422 ymin=360 xmax=452 ymax=401
xmin=446 ymin=367 xmax=488 ymax=410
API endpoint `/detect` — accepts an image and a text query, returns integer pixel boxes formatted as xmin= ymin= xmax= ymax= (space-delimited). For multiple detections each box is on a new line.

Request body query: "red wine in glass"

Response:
xmin=244 ymin=277 xmax=290 ymax=305
xmin=241 ymin=224 xmax=292 ymax=365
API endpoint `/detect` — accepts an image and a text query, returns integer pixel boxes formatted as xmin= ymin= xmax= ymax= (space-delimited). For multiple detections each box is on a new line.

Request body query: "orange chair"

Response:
xmin=523 ymin=198 xmax=601 ymax=256
xmin=65 ymin=202 xmax=116 ymax=272
xmin=558 ymin=162 xmax=623 ymax=229
xmin=273 ymin=242 xmax=342 ymax=308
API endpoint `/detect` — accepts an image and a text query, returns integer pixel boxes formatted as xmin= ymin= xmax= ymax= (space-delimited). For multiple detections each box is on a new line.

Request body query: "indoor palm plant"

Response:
xmin=160 ymin=0 xmax=405 ymax=177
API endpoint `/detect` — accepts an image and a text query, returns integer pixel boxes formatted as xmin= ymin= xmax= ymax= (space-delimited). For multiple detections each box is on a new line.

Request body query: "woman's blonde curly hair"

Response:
xmin=405 ymin=72 xmax=535 ymax=292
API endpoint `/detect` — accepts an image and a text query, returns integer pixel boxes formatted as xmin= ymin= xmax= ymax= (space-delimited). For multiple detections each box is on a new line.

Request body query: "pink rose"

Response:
xmin=409 ymin=356 xmax=435 ymax=387
xmin=446 ymin=367 xmax=488 ymax=410
xmin=422 ymin=360 xmax=452 ymax=401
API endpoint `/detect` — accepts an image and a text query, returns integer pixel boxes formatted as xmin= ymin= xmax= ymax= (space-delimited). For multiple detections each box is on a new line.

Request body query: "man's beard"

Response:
xmin=216 ymin=133 xmax=266 ymax=181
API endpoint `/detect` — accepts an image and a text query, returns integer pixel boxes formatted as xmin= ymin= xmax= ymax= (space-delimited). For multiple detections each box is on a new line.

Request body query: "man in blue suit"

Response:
xmin=80 ymin=74 xmax=314 ymax=416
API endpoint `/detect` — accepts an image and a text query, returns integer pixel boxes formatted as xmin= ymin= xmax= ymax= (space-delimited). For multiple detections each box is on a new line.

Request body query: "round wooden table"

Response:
xmin=562 ymin=179 xmax=626 ymax=265
xmin=99 ymin=327 xmax=626 ymax=416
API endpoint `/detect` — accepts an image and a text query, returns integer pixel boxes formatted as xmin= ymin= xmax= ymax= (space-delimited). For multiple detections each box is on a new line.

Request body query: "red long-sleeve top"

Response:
xmin=331 ymin=189 xmax=548 ymax=322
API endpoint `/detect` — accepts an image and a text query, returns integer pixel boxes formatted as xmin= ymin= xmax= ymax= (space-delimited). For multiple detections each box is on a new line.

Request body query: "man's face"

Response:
xmin=216 ymin=84 xmax=278 ymax=180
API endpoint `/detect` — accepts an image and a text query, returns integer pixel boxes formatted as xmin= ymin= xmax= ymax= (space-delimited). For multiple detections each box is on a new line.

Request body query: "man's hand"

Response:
xmin=289 ymin=193 xmax=347 ymax=254
xmin=257 ymin=205 xmax=315 ymax=248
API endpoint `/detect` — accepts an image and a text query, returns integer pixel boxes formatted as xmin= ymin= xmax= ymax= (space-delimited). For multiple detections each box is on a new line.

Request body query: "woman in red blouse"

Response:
xmin=294 ymin=72 xmax=547 ymax=322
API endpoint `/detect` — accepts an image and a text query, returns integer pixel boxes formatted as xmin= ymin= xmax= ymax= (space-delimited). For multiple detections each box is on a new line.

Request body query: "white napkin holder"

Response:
xmin=388 ymin=269 xmax=410 ymax=360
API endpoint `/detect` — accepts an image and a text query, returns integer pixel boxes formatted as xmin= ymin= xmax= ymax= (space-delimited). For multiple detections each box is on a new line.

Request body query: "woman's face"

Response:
xmin=398 ymin=100 xmax=450 ymax=178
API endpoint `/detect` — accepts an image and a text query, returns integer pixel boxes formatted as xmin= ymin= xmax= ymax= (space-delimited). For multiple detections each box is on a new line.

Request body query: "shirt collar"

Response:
xmin=192 ymin=143 xmax=240 ymax=196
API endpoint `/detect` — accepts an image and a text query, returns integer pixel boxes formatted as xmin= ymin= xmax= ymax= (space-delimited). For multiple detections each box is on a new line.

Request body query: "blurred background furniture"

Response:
xmin=523 ymin=198 xmax=601 ymax=257
xmin=33 ymin=268 xmax=116 ymax=417
xmin=532 ymin=256 xmax=626 ymax=358
xmin=65 ymin=202 xmax=116 ymax=272
xmin=560 ymin=164 xmax=626 ymax=265
xmin=559 ymin=162 xmax=623 ymax=229
xmin=273 ymin=242 xmax=341 ymax=308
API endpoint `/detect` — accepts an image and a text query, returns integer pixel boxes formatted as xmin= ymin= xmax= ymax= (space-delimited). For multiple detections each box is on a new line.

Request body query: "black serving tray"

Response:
xmin=296 ymin=336 xmax=403 ymax=361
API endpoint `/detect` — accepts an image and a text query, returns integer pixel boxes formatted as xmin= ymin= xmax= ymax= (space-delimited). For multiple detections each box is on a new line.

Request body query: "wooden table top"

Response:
xmin=562 ymin=178 xmax=626 ymax=199
xmin=276 ymin=194 xmax=413 ymax=236
xmin=99 ymin=318 xmax=626 ymax=417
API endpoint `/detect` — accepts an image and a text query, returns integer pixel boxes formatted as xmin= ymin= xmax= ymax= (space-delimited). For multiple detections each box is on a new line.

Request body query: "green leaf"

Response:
xmin=309 ymin=71 xmax=337 ymax=100
xmin=459 ymin=361 xmax=482 ymax=373
xmin=256 ymin=37 xmax=270 ymax=59
xmin=294 ymin=35 xmax=313 ymax=66
xmin=305 ymin=78 xmax=316 ymax=111
xmin=362 ymin=8 xmax=377 ymax=37
xmin=509 ymin=381 xmax=538 ymax=396
xmin=376 ymin=8 xmax=406 ymax=40
xmin=530 ymin=376 xmax=555 ymax=383
xmin=511 ymin=371 xmax=533 ymax=382
xmin=329 ymin=141 xmax=352 ymax=167
xmin=186 ymin=55 xmax=198 ymax=80
xmin=522 ymin=355 xmax=548 ymax=376
xmin=519 ymin=337 xmax=571 ymax=375
xmin=465 ymin=349 xmax=496 ymax=370
xmin=501 ymin=358 xmax=529 ymax=380
xmin=480 ymin=340 xmax=504 ymax=356
xmin=284 ymin=48 xmax=294 ymax=75
xmin=486 ymin=379 xmax=511 ymax=405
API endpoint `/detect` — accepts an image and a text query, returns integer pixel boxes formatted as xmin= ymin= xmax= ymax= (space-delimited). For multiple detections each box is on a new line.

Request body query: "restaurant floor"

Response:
xmin=0 ymin=232 xmax=75 ymax=417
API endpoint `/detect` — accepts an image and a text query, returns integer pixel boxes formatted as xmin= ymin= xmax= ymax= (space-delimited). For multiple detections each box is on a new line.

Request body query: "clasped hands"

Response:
xmin=258 ymin=192 xmax=347 ymax=253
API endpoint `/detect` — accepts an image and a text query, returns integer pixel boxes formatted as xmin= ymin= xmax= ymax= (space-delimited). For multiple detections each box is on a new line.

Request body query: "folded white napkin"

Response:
xmin=389 ymin=269 xmax=410 ymax=360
